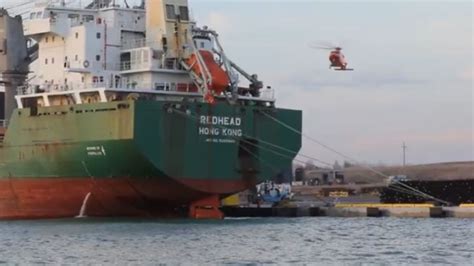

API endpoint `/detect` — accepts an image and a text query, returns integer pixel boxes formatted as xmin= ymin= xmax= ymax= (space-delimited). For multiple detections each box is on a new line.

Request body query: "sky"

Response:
xmin=2 ymin=0 xmax=473 ymax=166
xmin=191 ymin=0 xmax=474 ymax=166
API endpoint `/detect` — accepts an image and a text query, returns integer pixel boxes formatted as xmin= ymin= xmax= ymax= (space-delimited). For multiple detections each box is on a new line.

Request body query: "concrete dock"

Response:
xmin=221 ymin=204 xmax=474 ymax=218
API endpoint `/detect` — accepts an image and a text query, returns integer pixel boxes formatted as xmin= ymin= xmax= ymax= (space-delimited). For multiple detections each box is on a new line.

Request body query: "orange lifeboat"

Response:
xmin=186 ymin=50 xmax=230 ymax=95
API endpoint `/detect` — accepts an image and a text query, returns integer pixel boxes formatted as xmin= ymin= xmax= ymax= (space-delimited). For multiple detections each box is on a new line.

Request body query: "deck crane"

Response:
xmin=228 ymin=60 xmax=263 ymax=97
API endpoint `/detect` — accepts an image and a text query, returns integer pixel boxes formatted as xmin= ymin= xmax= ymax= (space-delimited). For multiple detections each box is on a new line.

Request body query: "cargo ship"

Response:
xmin=0 ymin=0 xmax=302 ymax=219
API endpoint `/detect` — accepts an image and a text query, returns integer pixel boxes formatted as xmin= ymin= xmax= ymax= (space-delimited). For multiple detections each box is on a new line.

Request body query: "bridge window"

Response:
xmin=155 ymin=83 xmax=165 ymax=91
xmin=68 ymin=13 xmax=80 ymax=22
xmin=83 ymin=15 xmax=95 ymax=22
xmin=132 ymin=50 xmax=140 ymax=63
xmin=96 ymin=32 xmax=101 ymax=39
xmin=143 ymin=50 xmax=149 ymax=63
xmin=166 ymin=5 xmax=176 ymax=20
xmin=179 ymin=6 xmax=189 ymax=21
xmin=96 ymin=55 xmax=101 ymax=61
xmin=45 ymin=58 xmax=48 ymax=65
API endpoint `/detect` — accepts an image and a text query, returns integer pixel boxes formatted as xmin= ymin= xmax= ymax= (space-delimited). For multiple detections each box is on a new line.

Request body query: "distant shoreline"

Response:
xmin=344 ymin=161 xmax=474 ymax=183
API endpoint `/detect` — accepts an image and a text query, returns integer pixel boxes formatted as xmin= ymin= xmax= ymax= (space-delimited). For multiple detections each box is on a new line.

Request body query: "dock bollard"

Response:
xmin=429 ymin=207 xmax=445 ymax=218
xmin=366 ymin=207 xmax=382 ymax=217
xmin=309 ymin=207 xmax=322 ymax=217
xmin=274 ymin=207 xmax=298 ymax=217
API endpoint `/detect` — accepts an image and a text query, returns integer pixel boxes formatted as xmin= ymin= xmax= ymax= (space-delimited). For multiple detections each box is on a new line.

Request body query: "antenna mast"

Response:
xmin=402 ymin=142 xmax=407 ymax=167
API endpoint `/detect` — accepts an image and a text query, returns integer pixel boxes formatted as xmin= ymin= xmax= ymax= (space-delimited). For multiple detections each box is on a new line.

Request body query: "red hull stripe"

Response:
xmin=0 ymin=177 xmax=251 ymax=219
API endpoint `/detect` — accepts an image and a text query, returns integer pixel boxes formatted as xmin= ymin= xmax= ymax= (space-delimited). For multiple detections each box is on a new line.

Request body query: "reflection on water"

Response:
xmin=0 ymin=217 xmax=472 ymax=264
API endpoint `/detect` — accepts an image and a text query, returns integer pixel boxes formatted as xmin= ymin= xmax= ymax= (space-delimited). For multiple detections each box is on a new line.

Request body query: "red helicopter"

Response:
xmin=310 ymin=43 xmax=354 ymax=71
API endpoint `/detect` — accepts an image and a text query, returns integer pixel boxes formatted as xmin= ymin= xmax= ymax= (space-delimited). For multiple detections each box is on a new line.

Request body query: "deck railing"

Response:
xmin=121 ymin=38 xmax=160 ymax=50
xmin=15 ymin=82 xmax=276 ymax=102
xmin=122 ymin=38 xmax=148 ymax=50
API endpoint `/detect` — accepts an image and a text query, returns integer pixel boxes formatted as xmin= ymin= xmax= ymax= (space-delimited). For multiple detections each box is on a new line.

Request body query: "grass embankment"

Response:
xmin=344 ymin=161 xmax=474 ymax=183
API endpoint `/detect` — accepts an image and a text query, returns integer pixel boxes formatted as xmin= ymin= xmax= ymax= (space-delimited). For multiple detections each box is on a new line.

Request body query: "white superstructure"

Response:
xmin=15 ymin=0 xmax=275 ymax=108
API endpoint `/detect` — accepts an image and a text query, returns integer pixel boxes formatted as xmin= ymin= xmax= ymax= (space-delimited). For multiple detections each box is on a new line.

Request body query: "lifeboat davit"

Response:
xmin=187 ymin=50 xmax=230 ymax=95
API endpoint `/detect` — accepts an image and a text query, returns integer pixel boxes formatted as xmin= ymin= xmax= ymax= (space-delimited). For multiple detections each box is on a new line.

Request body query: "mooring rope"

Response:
xmin=237 ymin=144 xmax=335 ymax=206
xmin=172 ymin=109 xmax=333 ymax=168
xmin=259 ymin=111 xmax=451 ymax=205
xmin=172 ymin=107 xmax=449 ymax=205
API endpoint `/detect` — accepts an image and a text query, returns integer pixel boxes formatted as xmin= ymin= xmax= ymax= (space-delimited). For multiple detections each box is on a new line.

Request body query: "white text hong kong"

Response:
xmin=199 ymin=116 xmax=243 ymax=137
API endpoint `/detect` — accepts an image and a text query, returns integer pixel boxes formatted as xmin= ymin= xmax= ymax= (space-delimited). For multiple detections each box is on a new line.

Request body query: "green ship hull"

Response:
xmin=0 ymin=100 xmax=301 ymax=219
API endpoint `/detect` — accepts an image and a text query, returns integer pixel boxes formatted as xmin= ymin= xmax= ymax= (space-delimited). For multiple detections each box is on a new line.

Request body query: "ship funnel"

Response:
xmin=0 ymin=9 xmax=29 ymax=124
xmin=146 ymin=0 xmax=191 ymax=59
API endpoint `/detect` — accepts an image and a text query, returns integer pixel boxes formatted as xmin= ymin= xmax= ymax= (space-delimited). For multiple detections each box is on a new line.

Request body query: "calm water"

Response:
xmin=0 ymin=217 xmax=472 ymax=265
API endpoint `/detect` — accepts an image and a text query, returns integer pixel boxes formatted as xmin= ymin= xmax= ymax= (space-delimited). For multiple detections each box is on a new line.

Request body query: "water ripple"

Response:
xmin=0 ymin=218 xmax=472 ymax=264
